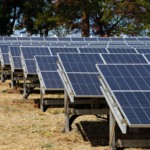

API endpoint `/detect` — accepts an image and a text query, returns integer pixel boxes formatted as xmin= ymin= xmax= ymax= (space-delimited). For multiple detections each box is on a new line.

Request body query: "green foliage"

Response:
xmin=0 ymin=0 xmax=149 ymax=36
xmin=0 ymin=0 xmax=25 ymax=35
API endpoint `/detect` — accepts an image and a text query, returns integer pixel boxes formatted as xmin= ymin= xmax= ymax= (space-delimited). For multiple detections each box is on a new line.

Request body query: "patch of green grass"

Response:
xmin=42 ymin=143 xmax=54 ymax=149
xmin=1 ymin=89 xmax=8 ymax=93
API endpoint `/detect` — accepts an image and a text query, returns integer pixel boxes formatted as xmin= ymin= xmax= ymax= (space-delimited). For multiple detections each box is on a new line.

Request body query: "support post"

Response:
xmin=1 ymin=67 xmax=4 ymax=82
xmin=23 ymin=87 xmax=34 ymax=99
xmin=11 ymin=71 xmax=15 ymax=88
xmin=110 ymin=111 xmax=116 ymax=150
xmin=23 ymin=74 xmax=26 ymax=96
xmin=40 ymin=89 xmax=45 ymax=112
xmin=64 ymin=89 xmax=70 ymax=133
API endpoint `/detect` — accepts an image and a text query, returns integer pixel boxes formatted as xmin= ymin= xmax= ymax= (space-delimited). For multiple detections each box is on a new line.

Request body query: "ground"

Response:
xmin=0 ymin=81 xmax=142 ymax=150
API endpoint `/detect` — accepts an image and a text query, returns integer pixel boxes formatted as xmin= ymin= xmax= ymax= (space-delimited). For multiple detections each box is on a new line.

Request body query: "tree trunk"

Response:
xmin=8 ymin=6 xmax=17 ymax=35
xmin=81 ymin=1 xmax=89 ymax=37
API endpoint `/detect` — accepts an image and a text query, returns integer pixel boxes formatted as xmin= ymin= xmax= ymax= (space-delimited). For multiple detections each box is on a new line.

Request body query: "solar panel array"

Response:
xmin=20 ymin=47 xmax=51 ymax=76
xmin=35 ymin=56 xmax=63 ymax=90
xmin=58 ymin=53 xmax=104 ymax=97
xmin=101 ymin=54 xmax=148 ymax=64
xmin=96 ymin=64 xmax=150 ymax=127
xmin=0 ymin=37 xmax=150 ymax=134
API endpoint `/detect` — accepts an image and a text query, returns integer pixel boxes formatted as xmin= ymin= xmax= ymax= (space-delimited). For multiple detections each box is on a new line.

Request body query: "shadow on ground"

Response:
xmin=76 ymin=120 xmax=109 ymax=147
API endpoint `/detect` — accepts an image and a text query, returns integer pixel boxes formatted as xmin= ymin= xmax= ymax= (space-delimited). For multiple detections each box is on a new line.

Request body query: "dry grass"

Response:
xmin=0 ymin=81 xmax=143 ymax=150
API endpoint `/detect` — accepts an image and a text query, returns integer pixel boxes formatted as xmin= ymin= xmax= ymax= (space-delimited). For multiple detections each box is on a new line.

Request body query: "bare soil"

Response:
xmin=0 ymin=81 xmax=143 ymax=150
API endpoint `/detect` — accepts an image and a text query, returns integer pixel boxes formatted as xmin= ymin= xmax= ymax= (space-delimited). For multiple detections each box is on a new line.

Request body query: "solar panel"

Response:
xmin=4 ymin=37 xmax=17 ymax=41
xmin=11 ymin=56 xmax=22 ymax=69
xmin=98 ymin=64 xmax=150 ymax=90
xmin=9 ymin=46 xmax=21 ymax=56
xmin=0 ymin=45 xmax=10 ymax=53
xmin=30 ymin=37 xmax=44 ymax=41
xmin=24 ymin=59 xmax=37 ymax=74
xmin=34 ymin=55 xmax=63 ymax=90
xmin=17 ymin=37 xmax=31 ymax=41
xmin=40 ymin=71 xmax=63 ymax=89
xmin=124 ymin=37 xmax=138 ymax=41
xmin=111 ymin=37 xmax=124 ymax=41
xmin=138 ymin=37 xmax=150 ymax=41
xmin=1 ymin=53 xmax=10 ymax=65
xmin=0 ymin=37 xmax=3 ymax=41
xmin=107 ymin=48 xmax=137 ymax=53
xmin=84 ymin=37 xmax=98 ymax=41
xmin=113 ymin=91 xmax=150 ymax=125
xmin=71 ymin=38 xmax=85 ymax=41
xmin=44 ymin=37 xmax=58 ymax=41
xmin=67 ymin=73 xmax=103 ymax=96
xmin=57 ymin=37 xmax=71 ymax=41
xmin=50 ymin=47 xmax=78 ymax=55
xmin=97 ymin=37 xmax=110 ymax=41
xmin=136 ymin=49 xmax=150 ymax=54
xmin=144 ymin=54 xmax=150 ymax=63
xmin=78 ymin=47 xmax=108 ymax=53
xmin=58 ymin=53 xmax=104 ymax=97
xmin=96 ymin=64 xmax=150 ymax=126
xmin=35 ymin=56 xmax=58 ymax=71
xmin=58 ymin=53 xmax=103 ymax=73
xmin=101 ymin=54 xmax=148 ymax=64
xmin=20 ymin=47 xmax=51 ymax=59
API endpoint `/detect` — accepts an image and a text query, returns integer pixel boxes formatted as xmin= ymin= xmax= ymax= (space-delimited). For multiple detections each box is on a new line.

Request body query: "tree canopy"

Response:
xmin=0 ymin=0 xmax=149 ymax=37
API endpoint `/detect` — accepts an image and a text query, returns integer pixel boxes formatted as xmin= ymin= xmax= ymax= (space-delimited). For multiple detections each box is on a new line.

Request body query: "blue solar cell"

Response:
xmin=138 ymin=38 xmax=150 ymax=41
xmin=25 ymin=59 xmax=36 ymax=74
xmin=98 ymin=64 xmax=150 ymax=91
xmin=12 ymin=57 xmax=22 ymax=69
xmin=4 ymin=37 xmax=17 ymax=41
xmin=41 ymin=71 xmax=63 ymax=89
xmin=107 ymin=48 xmax=137 ymax=53
xmin=97 ymin=64 xmax=150 ymax=126
xmin=144 ymin=54 xmax=150 ymax=63
xmin=0 ymin=45 xmax=10 ymax=53
xmin=111 ymin=37 xmax=124 ymax=41
xmin=44 ymin=37 xmax=58 ymax=41
xmin=136 ymin=49 xmax=150 ymax=54
xmin=31 ymin=37 xmax=44 ymax=41
xmin=0 ymin=37 xmax=3 ymax=41
xmin=114 ymin=92 xmax=150 ymax=125
xmin=71 ymin=38 xmax=85 ymax=41
xmin=21 ymin=47 xmax=51 ymax=59
xmin=102 ymin=54 xmax=148 ymax=64
xmin=2 ymin=53 xmax=10 ymax=65
xmin=84 ymin=37 xmax=98 ymax=41
xmin=50 ymin=47 xmax=78 ymax=55
xmin=124 ymin=37 xmax=138 ymax=41
xmin=78 ymin=48 xmax=108 ymax=53
xmin=97 ymin=37 xmax=110 ymax=41
xmin=57 ymin=37 xmax=71 ymax=41
xmin=58 ymin=53 xmax=103 ymax=72
xmin=17 ymin=37 xmax=30 ymax=41
xmin=9 ymin=46 xmax=21 ymax=56
xmin=67 ymin=73 xmax=103 ymax=96
xmin=35 ymin=56 xmax=58 ymax=71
